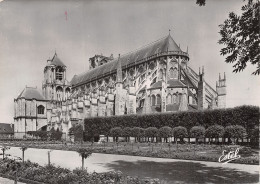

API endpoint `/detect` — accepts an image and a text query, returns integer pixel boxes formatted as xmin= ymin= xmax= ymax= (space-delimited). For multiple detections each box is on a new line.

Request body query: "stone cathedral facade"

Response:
xmin=13 ymin=34 xmax=226 ymax=137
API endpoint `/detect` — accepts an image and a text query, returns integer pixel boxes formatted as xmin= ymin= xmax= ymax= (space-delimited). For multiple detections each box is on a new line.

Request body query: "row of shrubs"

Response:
xmin=84 ymin=106 xmax=259 ymax=140
xmin=109 ymin=125 xmax=258 ymax=143
xmin=27 ymin=128 xmax=63 ymax=141
xmin=0 ymin=158 xmax=160 ymax=184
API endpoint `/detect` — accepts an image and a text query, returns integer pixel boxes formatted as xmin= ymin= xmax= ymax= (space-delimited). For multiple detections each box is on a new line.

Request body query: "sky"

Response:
xmin=0 ymin=0 xmax=259 ymax=123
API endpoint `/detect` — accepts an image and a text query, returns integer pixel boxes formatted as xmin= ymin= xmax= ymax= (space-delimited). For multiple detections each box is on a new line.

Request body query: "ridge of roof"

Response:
xmin=72 ymin=34 xmax=186 ymax=86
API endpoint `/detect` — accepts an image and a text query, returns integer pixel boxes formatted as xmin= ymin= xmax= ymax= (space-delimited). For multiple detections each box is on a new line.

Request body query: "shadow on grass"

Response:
xmin=104 ymin=160 xmax=259 ymax=184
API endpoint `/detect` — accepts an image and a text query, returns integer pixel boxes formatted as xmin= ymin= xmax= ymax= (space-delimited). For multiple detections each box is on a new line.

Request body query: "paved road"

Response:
xmin=0 ymin=177 xmax=25 ymax=184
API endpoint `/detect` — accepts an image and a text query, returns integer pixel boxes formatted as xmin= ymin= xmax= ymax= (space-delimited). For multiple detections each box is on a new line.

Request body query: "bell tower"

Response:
xmin=42 ymin=52 xmax=71 ymax=101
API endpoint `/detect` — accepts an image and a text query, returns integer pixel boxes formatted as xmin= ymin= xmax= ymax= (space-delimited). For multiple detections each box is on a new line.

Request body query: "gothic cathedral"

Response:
xmin=14 ymin=33 xmax=226 ymax=137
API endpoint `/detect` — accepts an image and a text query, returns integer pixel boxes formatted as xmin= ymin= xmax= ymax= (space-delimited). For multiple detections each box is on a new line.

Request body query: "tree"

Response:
xmin=77 ymin=148 xmax=92 ymax=170
xmin=196 ymin=0 xmax=206 ymax=6
xmin=131 ymin=127 xmax=144 ymax=142
xmin=205 ymin=125 xmax=225 ymax=143
xmin=144 ymin=127 xmax=158 ymax=142
xmin=158 ymin=126 xmax=173 ymax=143
xmin=49 ymin=128 xmax=63 ymax=141
xmin=172 ymin=126 xmax=188 ymax=144
xmin=122 ymin=127 xmax=132 ymax=142
xmin=218 ymin=0 xmax=260 ymax=75
xmin=69 ymin=125 xmax=84 ymax=142
xmin=190 ymin=126 xmax=205 ymax=144
xmin=0 ymin=146 xmax=10 ymax=159
xmin=109 ymin=127 xmax=122 ymax=142
xmin=224 ymin=125 xmax=247 ymax=144
xmin=20 ymin=146 xmax=28 ymax=163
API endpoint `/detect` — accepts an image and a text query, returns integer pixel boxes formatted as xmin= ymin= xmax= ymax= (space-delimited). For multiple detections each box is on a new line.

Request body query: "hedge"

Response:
xmin=84 ymin=105 xmax=259 ymax=138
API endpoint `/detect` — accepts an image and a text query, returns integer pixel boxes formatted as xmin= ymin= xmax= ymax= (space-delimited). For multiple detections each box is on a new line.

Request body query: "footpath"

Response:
xmin=0 ymin=176 xmax=25 ymax=184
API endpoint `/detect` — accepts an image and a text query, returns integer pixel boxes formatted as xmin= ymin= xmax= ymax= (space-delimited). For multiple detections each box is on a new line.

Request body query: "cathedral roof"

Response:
xmin=167 ymin=79 xmax=187 ymax=88
xmin=48 ymin=53 xmax=66 ymax=67
xmin=16 ymin=87 xmax=46 ymax=101
xmin=71 ymin=34 xmax=187 ymax=87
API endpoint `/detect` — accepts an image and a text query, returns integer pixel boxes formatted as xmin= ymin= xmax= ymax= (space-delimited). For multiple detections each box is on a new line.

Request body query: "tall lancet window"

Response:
xmin=169 ymin=68 xmax=174 ymax=79
xmin=173 ymin=68 xmax=178 ymax=79
xmin=156 ymin=94 xmax=161 ymax=105
xmin=173 ymin=94 xmax=177 ymax=104
xmin=151 ymin=95 xmax=156 ymax=106
xmin=56 ymin=86 xmax=63 ymax=101
xmin=167 ymin=94 xmax=172 ymax=104
xmin=56 ymin=67 xmax=63 ymax=81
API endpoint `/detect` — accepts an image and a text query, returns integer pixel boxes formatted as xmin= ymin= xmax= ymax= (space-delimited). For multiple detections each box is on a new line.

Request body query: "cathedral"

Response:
xmin=13 ymin=33 xmax=226 ymax=137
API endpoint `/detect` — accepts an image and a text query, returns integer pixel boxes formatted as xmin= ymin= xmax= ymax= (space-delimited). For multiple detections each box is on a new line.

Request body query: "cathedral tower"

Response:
xmin=42 ymin=52 xmax=71 ymax=102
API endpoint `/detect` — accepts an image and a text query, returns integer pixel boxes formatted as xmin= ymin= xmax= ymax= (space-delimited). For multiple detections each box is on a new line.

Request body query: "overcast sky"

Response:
xmin=0 ymin=0 xmax=259 ymax=123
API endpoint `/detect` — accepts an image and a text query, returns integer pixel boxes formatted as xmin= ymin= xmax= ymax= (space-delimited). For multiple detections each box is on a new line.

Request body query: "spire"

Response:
xmin=116 ymin=54 xmax=122 ymax=83
xmin=169 ymin=29 xmax=171 ymax=36
xmin=202 ymin=66 xmax=204 ymax=75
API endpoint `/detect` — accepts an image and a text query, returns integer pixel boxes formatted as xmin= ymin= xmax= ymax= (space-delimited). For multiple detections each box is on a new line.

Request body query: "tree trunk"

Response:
xmin=2 ymin=150 xmax=4 ymax=159
xmin=82 ymin=156 xmax=84 ymax=170
xmin=48 ymin=151 xmax=50 ymax=166
xmin=22 ymin=151 xmax=24 ymax=163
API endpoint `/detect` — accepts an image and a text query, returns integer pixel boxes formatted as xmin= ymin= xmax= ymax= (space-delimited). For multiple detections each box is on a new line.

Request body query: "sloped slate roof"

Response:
xmin=17 ymin=87 xmax=46 ymax=101
xmin=48 ymin=53 xmax=66 ymax=67
xmin=71 ymin=34 xmax=185 ymax=86
xmin=0 ymin=123 xmax=13 ymax=133
xmin=149 ymin=81 xmax=163 ymax=89
xmin=168 ymin=79 xmax=187 ymax=88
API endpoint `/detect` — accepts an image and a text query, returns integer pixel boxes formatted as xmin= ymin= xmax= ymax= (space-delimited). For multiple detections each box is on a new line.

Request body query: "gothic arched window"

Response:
xmin=56 ymin=86 xmax=63 ymax=101
xmin=156 ymin=94 xmax=161 ymax=105
xmin=167 ymin=94 xmax=172 ymax=104
xmin=173 ymin=68 xmax=178 ymax=79
xmin=37 ymin=105 xmax=45 ymax=114
xmin=176 ymin=93 xmax=180 ymax=104
xmin=151 ymin=95 xmax=156 ymax=106
xmin=172 ymin=94 xmax=177 ymax=104
xmin=169 ymin=68 xmax=174 ymax=79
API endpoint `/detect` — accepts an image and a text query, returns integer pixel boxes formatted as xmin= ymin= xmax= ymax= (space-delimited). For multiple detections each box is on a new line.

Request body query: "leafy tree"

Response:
xmin=131 ymin=127 xmax=143 ymax=142
xmin=158 ymin=126 xmax=173 ymax=143
xmin=249 ymin=126 xmax=259 ymax=142
xmin=224 ymin=125 xmax=247 ymax=144
xmin=20 ymin=146 xmax=28 ymax=163
xmin=122 ymin=127 xmax=132 ymax=142
xmin=0 ymin=146 xmax=10 ymax=159
xmin=172 ymin=126 xmax=188 ymax=144
xmin=190 ymin=126 xmax=205 ymax=144
xmin=77 ymin=148 xmax=92 ymax=170
xmin=218 ymin=0 xmax=260 ymax=75
xmin=205 ymin=125 xmax=225 ymax=143
xmin=69 ymin=125 xmax=84 ymax=142
xmin=49 ymin=128 xmax=62 ymax=141
xmin=109 ymin=127 xmax=122 ymax=142
xmin=144 ymin=127 xmax=158 ymax=142
xmin=196 ymin=0 xmax=206 ymax=6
